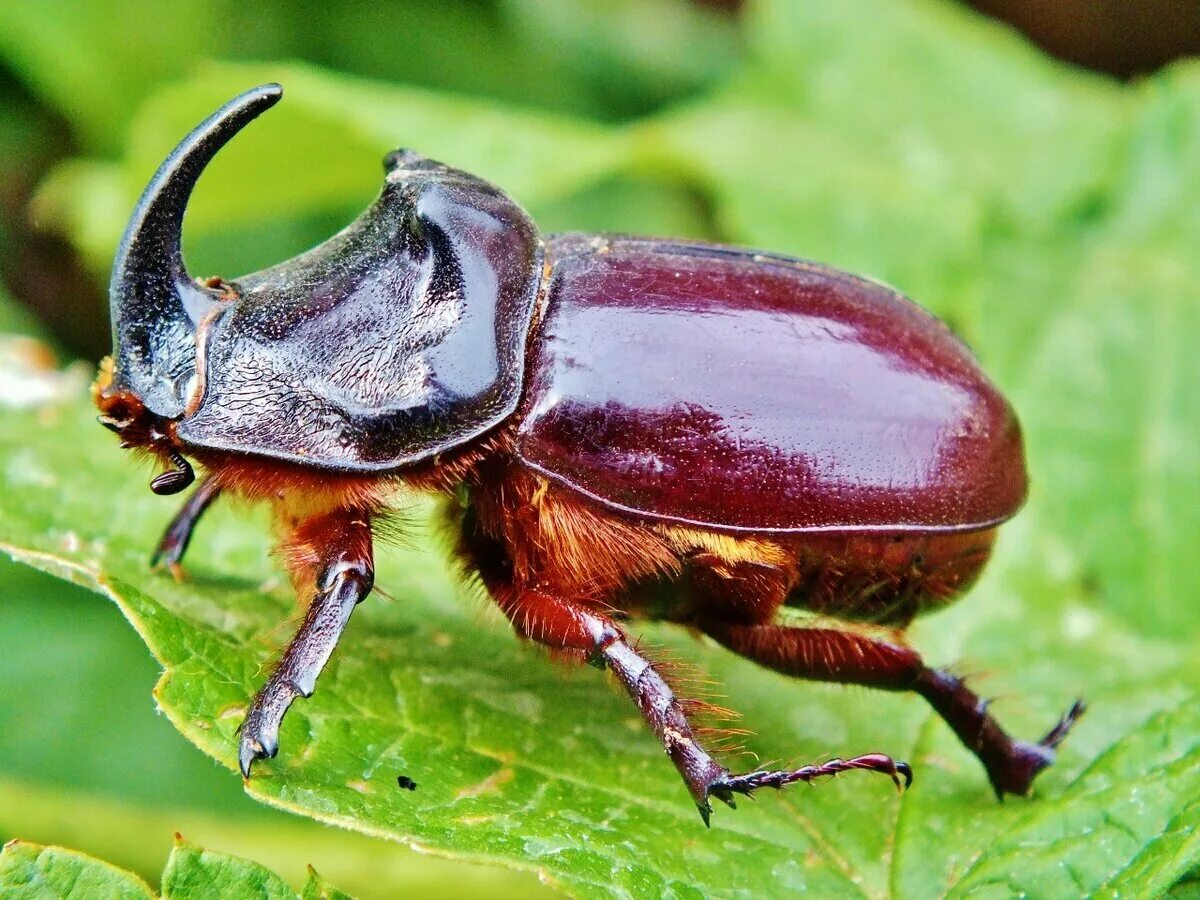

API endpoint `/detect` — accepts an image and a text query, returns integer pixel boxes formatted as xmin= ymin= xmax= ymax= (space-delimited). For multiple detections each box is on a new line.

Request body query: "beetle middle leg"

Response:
xmin=489 ymin=584 xmax=909 ymax=823
xmin=238 ymin=506 xmax=374 ymax=778
xmin=152 ymin=474 xmax=222 ymax=577
xmin=457 ymin=473 xmax=909 ymax=821
xmin=702 ymin=619 xmax=1084 ymax=798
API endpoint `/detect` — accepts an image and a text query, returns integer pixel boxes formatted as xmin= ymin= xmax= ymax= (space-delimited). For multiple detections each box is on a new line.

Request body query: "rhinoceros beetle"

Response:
xmin=94 ymin=84 xmax=1084 ymax=824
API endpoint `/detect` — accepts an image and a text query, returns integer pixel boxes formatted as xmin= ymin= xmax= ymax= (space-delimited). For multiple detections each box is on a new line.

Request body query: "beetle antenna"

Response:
xmin=150 ymin=449 xmax=196 ymax=496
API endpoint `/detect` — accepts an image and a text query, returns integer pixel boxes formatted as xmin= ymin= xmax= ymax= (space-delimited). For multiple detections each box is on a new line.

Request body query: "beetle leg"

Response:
xmin=238 ymin=508 xmax=374 ymax=779
xmin=151 ymin=474 xmax=221 ymax=578
xmin=492 ymin=587 xmax=908 ymax=824
xmin=704 ymin=621 xmax=1084 ymax=798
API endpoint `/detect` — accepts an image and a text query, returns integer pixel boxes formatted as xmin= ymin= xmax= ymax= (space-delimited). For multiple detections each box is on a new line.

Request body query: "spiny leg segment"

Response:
xmin=238 ymin=508 xmax=374 ymax=778
xmin=704 ymin=621 xmax=1084 ymax=798
xmin=496 ymin=588 xmax=910 ymax=824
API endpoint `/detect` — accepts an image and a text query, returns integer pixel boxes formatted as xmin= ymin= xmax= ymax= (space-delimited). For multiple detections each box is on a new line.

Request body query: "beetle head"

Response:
xmin=93 ymin=356 xmax=195 ymax=494
xmin=101 ymin=83 xmax=541 ymax=477
xmin=99 ymin=85 xmax=282 ymax=492
xmin=106 ymin=83 xmax=282 ymax=419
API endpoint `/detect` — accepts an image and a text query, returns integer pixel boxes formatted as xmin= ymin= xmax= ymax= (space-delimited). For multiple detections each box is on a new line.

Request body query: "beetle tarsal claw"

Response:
xmin=706 ymin=753 xmax=914 ymax=806
xmin=238 ymin=741 xmax=262 ymax=780
xmin=986 ymin=699 xmax=1087 ymax=799
xmin=1040 ymin=698 xmax=1087 ymax=750
xmin=238 ymin=678 xmax=295 ymax=779
xmin=237 ymin=715 xmax=282 ymax=779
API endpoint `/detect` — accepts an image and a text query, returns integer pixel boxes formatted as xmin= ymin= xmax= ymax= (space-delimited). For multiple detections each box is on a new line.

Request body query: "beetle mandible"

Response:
xmin=94 ymin=84 xmax=1083 ymax=824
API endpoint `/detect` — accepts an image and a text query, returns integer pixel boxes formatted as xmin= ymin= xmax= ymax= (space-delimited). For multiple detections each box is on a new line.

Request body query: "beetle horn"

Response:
xmin=109 ymin=83 xmax=283 ymax=417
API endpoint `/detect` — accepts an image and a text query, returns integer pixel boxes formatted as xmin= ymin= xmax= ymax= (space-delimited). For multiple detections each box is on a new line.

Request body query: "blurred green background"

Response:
xmin=1 ymin=1 xmax=1198 ymax=897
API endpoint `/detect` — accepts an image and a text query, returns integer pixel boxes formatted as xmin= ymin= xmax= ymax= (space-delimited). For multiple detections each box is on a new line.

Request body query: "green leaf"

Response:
xmin=161 ymin=836 xmax=295 ymax=899
xmin=300 ymin=866 xmax=353 ymax=900
xmin=0 ymin=836 xmax=354 ymax=899
xmin=0 ymin=332 xmax=1196 ymax=898
xmin=0 ymin=404 xmax=887 ymax=894
xmin=949 ymin=706 xmax=1200 ymax=897
xmin=501 ymin=0 xmax=741 ymax=116
xmin=0 ymin=777 xmax=544 ymax=899
xmin=0 ymin=840 xmax=155 ymax=900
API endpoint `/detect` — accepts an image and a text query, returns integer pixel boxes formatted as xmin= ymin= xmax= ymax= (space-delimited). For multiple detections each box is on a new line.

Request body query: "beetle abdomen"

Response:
xmin=515 ymin=235 xmax=1027 ymax=534
xmin=782 ymin=529 xmax=997 ymax=624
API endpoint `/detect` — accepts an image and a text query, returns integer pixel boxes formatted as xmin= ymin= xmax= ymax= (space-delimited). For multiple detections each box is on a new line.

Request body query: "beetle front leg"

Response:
xmin=495 ymin=588 xmax=909 ymax=824
xmin=151 ymin=474 xmax=221 ymax=578
xmin=238 ymin=507 xmax=374 ymax=778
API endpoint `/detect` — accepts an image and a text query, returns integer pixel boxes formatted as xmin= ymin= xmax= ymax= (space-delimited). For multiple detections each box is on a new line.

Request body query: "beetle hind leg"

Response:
xmin=704 ymin=620 xmax=1084 ymax=797
xmin=238 ymin=507 xmax=374 ymax=778
xmin=914 ymin=669 xmax=1085 ymax=798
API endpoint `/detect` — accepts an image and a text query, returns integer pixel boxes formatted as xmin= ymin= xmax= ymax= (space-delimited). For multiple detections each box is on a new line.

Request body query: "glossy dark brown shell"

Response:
xmin=515 ymin=235 xmax=1027 ymax=533
xmin=177 ymin=154 xmax=541 ymax=469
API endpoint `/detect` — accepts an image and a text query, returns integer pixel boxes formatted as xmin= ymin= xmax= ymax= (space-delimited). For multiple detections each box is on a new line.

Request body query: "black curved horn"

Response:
xmin=109 ymin=83 xmax=283 ymax=417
